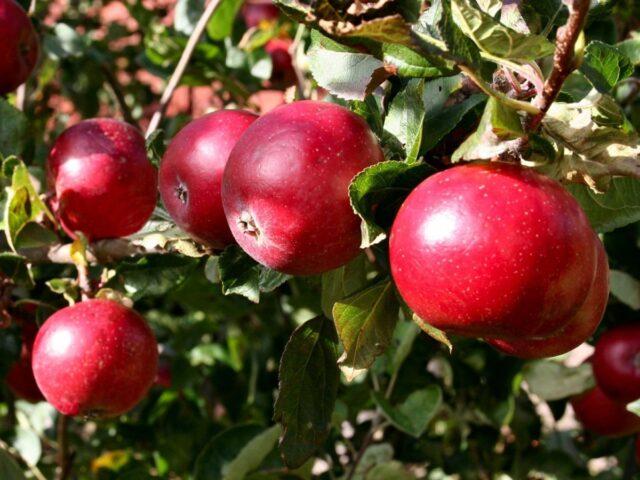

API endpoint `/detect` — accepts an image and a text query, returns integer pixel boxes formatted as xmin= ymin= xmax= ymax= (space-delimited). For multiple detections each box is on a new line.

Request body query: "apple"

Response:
xmin=48 ymin=118 xmax=157 ymax=240
xmin=159 ymin=110 xmax=257 ymax=248
xmin=241 ymin=0 xmax=279 ymax=28
xmin=222 ymin=100 xmax=384 ymax=275
xmin=593 ymin=323 xmax=640 ymax=404
xmin=487 ymin=237 xmax=609 ymax=358
xmin=6 ymin=322 xmax=44 ymax=403
xmin=32 ymin=299 xmax=158 ymax=418
xmin=389 ymin=162 xmax=598 ymax=339
xmin=0 ymin=0 xmax=39 ymax=95
xmin=265 ymin=37 xmax=295 ymax=84
xmin=571 ymin=385 xmax=640 ymax=437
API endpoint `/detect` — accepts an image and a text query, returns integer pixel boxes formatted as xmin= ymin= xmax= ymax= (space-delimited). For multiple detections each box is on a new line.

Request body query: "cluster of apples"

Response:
xmin=572 ymin=324 xmax=640 ymax=438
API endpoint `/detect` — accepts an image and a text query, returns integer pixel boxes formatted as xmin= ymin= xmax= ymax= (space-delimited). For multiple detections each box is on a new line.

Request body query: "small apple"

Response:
xmin=390 ymin=162 xmax=599 ymax=339
xmin=571 ymin=385 xmax=640 ymax=437
xmin=159 ymin=110 xmax=257 ymax=248
xmin=6 ymin=322 xmax=44 ymax=403
xmin=222 ymin=100 xmax=384 ymax=275
xmin=241 ymin=0 xmax=279 ymax=28
xmin=488 ymin=237 xmax=609 ymax=358
xmin=265 ymin=37 xmax=295 ymax=84
xmin=0 ymin=0 xmax=39 ymax=95
xmin=48 ymin=118 xmax=157 ymax=240
xmin=32 ymin=299 xmax=158 ymax=418
xmin=593 ymin=323 xmax=640 ymax=404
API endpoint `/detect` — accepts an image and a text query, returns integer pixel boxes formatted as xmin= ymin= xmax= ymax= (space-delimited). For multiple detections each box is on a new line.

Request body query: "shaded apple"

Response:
xmin=48 ymin=118 xmax=157 ymax=240
xmin=390 ymin=162 xmax=598 ymax=339
xmin=488 ymin=237 xmax=609 ymax=358
xmin=6 ymin=322 xmax=44 ymax=403
xmin=0 ymin=0 xmax=39 ymax=95
xmin=241 ymin=0 xmax=279 ymax=28
xmin=571 ymin=385 xmax=640 ymax=437
xmin=222 ymin=100 xmax=384 ymax=275
xmin=265 ymin=37 xmax=295 ymax=85
xmin=159 ymin=110 xmax=257 ymax=248
xmin=32 ymin=299 xmax=158 ymax=418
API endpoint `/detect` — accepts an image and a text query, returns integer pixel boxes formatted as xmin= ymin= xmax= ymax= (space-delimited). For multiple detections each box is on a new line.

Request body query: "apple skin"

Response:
xmin=222 ymin=100 xmax=384 ymax=275
xmin=488 ymin=237 xmax=609 ymax=358
xmin=571 ymin=385 xmax=640 ymax=437
xmin=592 ymin=323 xmax=640 ymax=404
xmin=0 ymin=0 xmax=39 ymax=95
xmin=265 ymin=38 xmax=294 ymax=84
xmin=241 ymin=1 xmax=279 ymax=28
xmin=389 ymin=162 xmax=598 ymax=339
xmin=32 ymin=299 xmax=158 ymax=418
xmin=48 ymin=118 xmax=157 ymax=240
xmin=159 ymin=110 xmax=257 ymax=248
xmin=6 ymin=322 xmax=44 ymax=403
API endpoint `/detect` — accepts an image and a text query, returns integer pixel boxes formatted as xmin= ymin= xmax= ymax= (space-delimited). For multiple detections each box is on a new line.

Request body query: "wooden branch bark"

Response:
xmin=18 ymin=239 xmax=159 ymax=265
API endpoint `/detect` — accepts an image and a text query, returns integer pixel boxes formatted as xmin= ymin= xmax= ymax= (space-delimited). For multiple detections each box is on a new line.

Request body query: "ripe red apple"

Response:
xmin=32 ymin=299 xmax=158 ymax=418
xmin=6 ymin=322 xmax=44 ymax=403
xmin=48 ymin=118 xmax=157 ymax=240
xmin=0 ymin=0 xmax=39 ymax=95
xmin=390 ymin=162 xmax=598 ymax=339
xmin=265 ymin=37 xmax=295 ymax=84
xmin=241 ymin=0 xmax=279 ymax=28
xmin=571 ymin=385 xmax=640 ymax=437
xmin=159 ymin=110 xmax=257 ymax=248
xmin=222 ymin=100 xmax=384 ymax=275
xmin=592 ymin=323 xmax=640 ymax=404
xmin=488 ymin=237 xmax=609 ymax=358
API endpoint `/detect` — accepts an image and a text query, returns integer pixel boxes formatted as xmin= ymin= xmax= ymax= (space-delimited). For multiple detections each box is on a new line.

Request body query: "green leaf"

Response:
xmin=451 ymin=0 xmax=554 ymax=60
xmin=43 ymin=23 xmax=90 ymax=59
xmin=566 ymin=178 xmax=640 ymax=233
xmin=617 ymin=38 xmax=640 ymax=66
xmin=333 ymin=280 xmax=400 ymax=380
xmin=366 ymin=462 xmax=415 ymax=480
xmin=387 ymin=320 xmax=421 ymax=375
xmin=523 ymin=361 xmax=595 ymax=401
xmin=321 ymin=255 xmax=368 ymax=319
xmin=372 ymin=386 xmax=442 ymax=438
xmin=0 ymin=449 xmax=26 ymax=480
xmin=217 ymin=246 xmax=290 ymax=303
xmin=383 ymin=79 xmax=426 ymax=164
xmin=382 ymin=44 xmax=450 ymax=78
xmin=194 ymin=425 xmax=279 ymax=480
xmin=609 ymin=270 xmax=640 ymax=310
xmin=580 ymin=41 xmax=634 ymax=93
xmin=274 ymin=316 xmax=340 ymax=468
xmin=0 ymin=99 xmax=27 ymax=157
xmin=352 ymin=444 xmax=394 ymax=480
xmin=412 ymin=314 xmax=453 ymax=353
xmin=349 ymin=161 xmax=434 ymax=248
xmin=175 ymin=0 xmax=205 ymax=35
xmin=207 ymin=0 xmax=244 ymax=40
xmin=12 ymin=427 xmax=41 ymax=467
xmin=308 ymin=30 xmax=388 ymax=101
xmin=46 ymin=278 xmax=79 ymax=305
xmin=146 ymin=130 xmax=166 ymax=168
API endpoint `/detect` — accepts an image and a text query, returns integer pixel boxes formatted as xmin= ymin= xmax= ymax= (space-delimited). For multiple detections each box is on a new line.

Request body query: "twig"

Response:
xmin=18 ymin=239 xmax=156 ymax=265
xmin=99 ymin=64 xmax=137 ymax=126
xmin=0 ymin=439 xmax=47 ymax=480
xmin=527 ymin=0 xmax=590 ymax=130
xmin=289 ymin=24 xmax=307 ymax=99
xmin=56 ymin=415 xmax=71 ymax=480
xmin=145 ymin=0 xmax=224 ymax=138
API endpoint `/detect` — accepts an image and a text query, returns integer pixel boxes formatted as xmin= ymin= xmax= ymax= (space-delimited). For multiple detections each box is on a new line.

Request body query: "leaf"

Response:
xmin=366 ymin=462 xmax=415 ymax=480
xmin=46 ymin=278 xmax=79 ymax=305
xmin=383 ymin=79 xmax=426 ymax=163
xmin=349 ymin=161 xmax=434 ymax=248
xmin=194 ymin=425 xmax=279 ymax=480
xmin=387 ymin=320 xmax=421 ymax=375
xmin=12 ymin=427 xmax=41 ymax=467
xmin=207 ymin=0 xmax=243 ymax=40
xmin=308 ymin=30 xmax=389 ymax=101
xmin=566 ymin=177 xmax=640 ymax=233
xmin=146 ymin=130 xmax=166 ymax=168
xmin=617 ymin=38 xmax=640 ymax=66
xmin=451 ymin=0 xmax=554 ymax=60
xmin=423 ymin=94 xmax=486 ymax=153
xmin=0 ymin=253 xmax=32 ymax=288
xmin=609 ymin=270 xmax=640 ymax=310
xmin=333 ymin=280 xmax=400 ymax=380
xmin=175 ymin=0 xmax=205 ymax=35
xmin=321 ymin=255 xmax=368 ymax=319
xmin=627 ymin=398 xmax=640 ymax=417
xmin=372 ymin=386 xmax=442 ymax=437
xmin=382 ymin=44 xmax=451 ymax=78
xmin=0 ymin=99 xmax=27 ymax=157
xmin=43 ymin=23 xmax=89 ymax=59
xmin=412 ymin=314 xmax=453 ymax=353
xmin=523 ymin=361 xmax=595 ymax=401
xmin=0 ymin=449 xmax=26 ymax=480
xmin=217 ymin=246 xmax=290 ymax=303
xmin=580 ymin=41 xmax=634 ymax=93
xmin=273 ymin=316 xmax=339 ymax=468
xmin=352 ymin=444 xmax=394 ymax=480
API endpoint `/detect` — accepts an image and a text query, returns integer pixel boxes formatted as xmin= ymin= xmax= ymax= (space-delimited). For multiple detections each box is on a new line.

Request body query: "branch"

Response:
xmin=527 ymin=0 xmax=590 ymax=130
xmin=18 ymin=239 xmax=159 ymax=265
xmin=56 ymin=415 xmax=72 ymax=480
xmin=145 ymin=0 xmax=224 ymax=139
xmin=100 ymin=64 xmax=137 ymax=126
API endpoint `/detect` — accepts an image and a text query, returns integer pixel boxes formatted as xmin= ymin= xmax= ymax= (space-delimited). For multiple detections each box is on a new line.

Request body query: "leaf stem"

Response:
xmin=145 ymin=0 xmax=224 ymax=138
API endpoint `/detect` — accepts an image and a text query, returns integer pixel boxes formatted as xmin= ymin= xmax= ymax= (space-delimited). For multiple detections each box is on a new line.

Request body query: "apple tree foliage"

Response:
xmin=1 ymin=0 xmax=640 ymax=479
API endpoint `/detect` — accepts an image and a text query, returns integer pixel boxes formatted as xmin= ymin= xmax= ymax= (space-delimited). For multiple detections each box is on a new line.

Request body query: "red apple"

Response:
xmin=32 ymin=299 xmax=158 ymax=418
xmin=0 ymin=0 xmax=39 ymax=95
xmin=6 ymin=322 xmax=44 ymax=403
xmin=155 ymin=361 xmax=172 ymax=389
xmin=265 ymin=37 xmax=294 ymax=84
xmin=593 ymin=323 xmax=640 ymax=404
xmin=222 ymin=100 xmax=384 ymax=275
xmin=389 ymin=162 xmax=598 ymax=339
xmin=159 ymin=110 xmax=257 ymax=248
xmin=48 ymin=118 xmax=157 ymax=240
xmin=241 ymin=0 xmax=279 ymax=28
xmin=488 ymin=237 xmax=609 ymax=358
xmin=571 ymin=385 xmax=640 ymax=437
